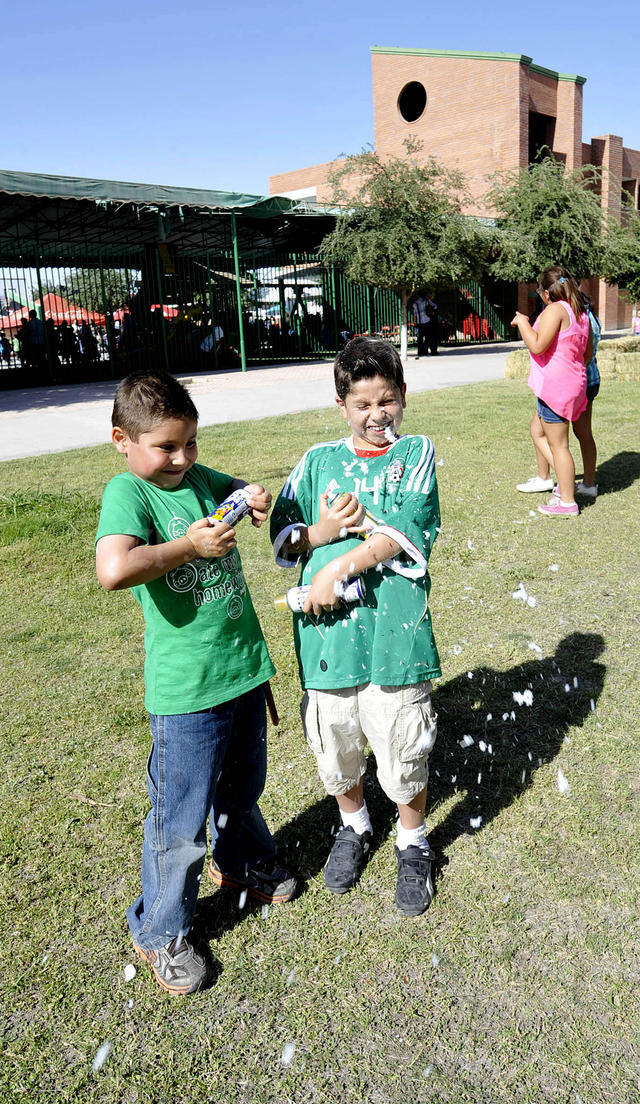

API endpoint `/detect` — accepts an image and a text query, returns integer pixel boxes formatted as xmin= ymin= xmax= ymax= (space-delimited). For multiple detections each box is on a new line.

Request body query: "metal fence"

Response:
xmin=0 ymin=245 xmax=514 ymax=388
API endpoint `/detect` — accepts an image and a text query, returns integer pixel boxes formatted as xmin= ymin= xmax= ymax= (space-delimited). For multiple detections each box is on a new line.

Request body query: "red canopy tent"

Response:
xmin=111 ymin=303 xmax=179 ymax=324
xmin=0 ymin=293 xmax=105 ymax=334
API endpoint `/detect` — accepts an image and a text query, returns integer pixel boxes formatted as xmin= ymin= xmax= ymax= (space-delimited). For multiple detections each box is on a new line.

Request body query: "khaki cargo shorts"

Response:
xmin=300 ymin=681 xmax=437 ymax=804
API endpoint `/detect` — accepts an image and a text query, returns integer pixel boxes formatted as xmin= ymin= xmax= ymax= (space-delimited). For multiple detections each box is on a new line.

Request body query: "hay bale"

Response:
xmin=505 ymin=343 xmax=640 ymax=382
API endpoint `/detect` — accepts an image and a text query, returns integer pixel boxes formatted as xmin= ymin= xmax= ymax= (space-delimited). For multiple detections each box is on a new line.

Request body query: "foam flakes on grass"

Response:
xmin=281 ymin=1042 xmax=296 ymax=1067
xmin=557 ymin=768 xmax=571 ymax=795
xmin=91 ymin=1042 xmax=112 ymax=1073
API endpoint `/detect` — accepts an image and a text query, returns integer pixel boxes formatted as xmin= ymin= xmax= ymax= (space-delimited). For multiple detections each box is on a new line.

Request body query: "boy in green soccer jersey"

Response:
xmin=96 ymin=370 xmax=297 ymax=994
xmin=270 ymin=337 xmax=441 ymax=916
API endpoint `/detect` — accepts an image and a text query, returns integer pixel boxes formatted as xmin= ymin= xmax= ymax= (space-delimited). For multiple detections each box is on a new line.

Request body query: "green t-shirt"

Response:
xmin=96 ymin=463 xmax=275 ymax=714
xmin=270 ymin=434 xmax=441 ymax=690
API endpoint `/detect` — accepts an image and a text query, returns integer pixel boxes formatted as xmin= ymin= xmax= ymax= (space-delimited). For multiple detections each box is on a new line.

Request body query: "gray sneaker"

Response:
xmin=134 ymin=935 xmax=209 ymax=995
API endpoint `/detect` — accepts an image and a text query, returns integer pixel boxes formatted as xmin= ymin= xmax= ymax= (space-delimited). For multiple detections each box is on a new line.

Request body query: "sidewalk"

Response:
xmin=0 ymin=342 xmax=519 ymax=462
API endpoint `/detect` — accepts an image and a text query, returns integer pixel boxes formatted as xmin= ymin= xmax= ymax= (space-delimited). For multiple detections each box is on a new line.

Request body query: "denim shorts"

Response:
xmin=586 ymin=383 xmax=600 ymax=402
xmin=536 ymin=398 xmax=567 ymax=424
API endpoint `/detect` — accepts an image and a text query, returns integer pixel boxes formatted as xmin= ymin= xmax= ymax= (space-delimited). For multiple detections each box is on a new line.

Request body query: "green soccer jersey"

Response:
xmin=96 ymin=463 xmax=274 ymax=715
xmin=270 ymin=434 xmax=441 ymax=690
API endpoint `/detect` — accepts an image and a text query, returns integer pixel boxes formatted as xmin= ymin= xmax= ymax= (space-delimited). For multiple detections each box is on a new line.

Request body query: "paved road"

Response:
xmin=0 ymin=343 xmax=519 ymax=461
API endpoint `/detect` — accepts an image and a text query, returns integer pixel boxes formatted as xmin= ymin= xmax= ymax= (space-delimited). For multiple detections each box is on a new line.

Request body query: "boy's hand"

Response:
xmin=302 ymin=562 xmax=346 ymax=615
xmin=311 ymin=491 xmax=365 ymax=547
xmin=243 ymin=483 xmax=272 ymax=528
xmin=187 ymin=517 xmax=237 ymax=557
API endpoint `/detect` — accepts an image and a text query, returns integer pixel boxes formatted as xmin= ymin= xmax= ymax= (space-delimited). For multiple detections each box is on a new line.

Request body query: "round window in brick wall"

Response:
xmin=398 ymin=81 xmax=427 ymax=122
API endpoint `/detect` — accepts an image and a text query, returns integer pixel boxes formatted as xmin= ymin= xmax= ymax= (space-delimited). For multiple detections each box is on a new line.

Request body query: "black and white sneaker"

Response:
xmin=323 ymin=826 xmax=372 ymax=894
xmin=394 ymin=844 xmax=435 ymax=916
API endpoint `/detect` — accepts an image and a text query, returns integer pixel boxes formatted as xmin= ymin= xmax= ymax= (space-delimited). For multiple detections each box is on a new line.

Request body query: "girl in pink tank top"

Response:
xmin=511 ymin=266 xmax=592 ymax=517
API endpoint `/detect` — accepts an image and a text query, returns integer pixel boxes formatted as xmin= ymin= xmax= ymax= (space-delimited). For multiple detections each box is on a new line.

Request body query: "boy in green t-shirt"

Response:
xmin=270 ymin=337 xmax=441 ymax=916
xmin=96 ymin=371 xmax=296 ymax=994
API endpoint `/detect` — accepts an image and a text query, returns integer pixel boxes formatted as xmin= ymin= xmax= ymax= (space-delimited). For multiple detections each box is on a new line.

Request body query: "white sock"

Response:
xmin=396 ymin=821 xmax=428 ymax=851
xmin=340 ymin=802 xmax=372 ymax=836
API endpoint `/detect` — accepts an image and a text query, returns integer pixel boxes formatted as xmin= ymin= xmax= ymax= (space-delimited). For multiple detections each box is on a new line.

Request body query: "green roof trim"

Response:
xmin=370 ymin=47 xmax=586 ymax=84
xmin=528 ymin=62 xmax=586 ymax=84
xmin=0 ymin=169 xmax=303 ymax=217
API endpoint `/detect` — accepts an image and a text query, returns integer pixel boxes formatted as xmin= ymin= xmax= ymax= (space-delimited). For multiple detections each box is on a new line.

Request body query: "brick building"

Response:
xmin=270 ymin=48 xmax=640 ymax=329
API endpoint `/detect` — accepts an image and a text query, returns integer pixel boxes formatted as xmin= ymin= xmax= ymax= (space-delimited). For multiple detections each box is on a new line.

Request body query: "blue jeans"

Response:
xmin=126 ymin=685 xmax=275 ymax=950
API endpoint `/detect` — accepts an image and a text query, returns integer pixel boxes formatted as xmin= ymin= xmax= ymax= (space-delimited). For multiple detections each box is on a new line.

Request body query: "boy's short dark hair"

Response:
xmin=112 ymin=371 xmax=199 ymax=440
xmin=334 ymin=337 xmax=405 ymax=400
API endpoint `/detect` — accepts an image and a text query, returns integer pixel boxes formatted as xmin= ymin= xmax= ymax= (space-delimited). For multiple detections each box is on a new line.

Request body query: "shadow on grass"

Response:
xmin=594 ymin=450 xmax=640 ymax=497
xmin=194 ymin=630 xmax=604 ymax=941
xmin=427 ymin=630 xmax=605 ymax=861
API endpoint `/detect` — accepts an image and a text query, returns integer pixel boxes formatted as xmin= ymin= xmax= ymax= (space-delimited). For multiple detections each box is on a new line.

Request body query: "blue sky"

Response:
xmin=3 ymin=0 xmax=637 ymax=195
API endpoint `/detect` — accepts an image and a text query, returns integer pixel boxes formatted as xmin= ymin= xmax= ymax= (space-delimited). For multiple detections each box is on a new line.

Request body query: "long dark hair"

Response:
xmin=538 ymin=266 xmax=585 ymax=319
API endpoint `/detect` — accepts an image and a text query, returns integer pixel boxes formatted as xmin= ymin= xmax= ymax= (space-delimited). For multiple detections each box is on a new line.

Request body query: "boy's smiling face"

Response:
xmin=337 ymin=375 xmax=406 ymax=451
xmin=112 ymin=416 xmax=198 ymax=488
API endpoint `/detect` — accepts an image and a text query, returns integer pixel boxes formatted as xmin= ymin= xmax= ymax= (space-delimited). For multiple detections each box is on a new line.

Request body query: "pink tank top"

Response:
xmin=528 ymin=301 xmax=588 ymax=421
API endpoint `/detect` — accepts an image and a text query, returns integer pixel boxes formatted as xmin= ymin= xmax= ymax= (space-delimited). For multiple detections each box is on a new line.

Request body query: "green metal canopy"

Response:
xmin=0 ymin=168 xmax=334 ymax=263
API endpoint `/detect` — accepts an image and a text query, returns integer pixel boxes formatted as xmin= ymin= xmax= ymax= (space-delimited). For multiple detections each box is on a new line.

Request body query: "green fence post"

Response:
xmin=34 ymin=257 xmax=54 ymax=382
xmin=98 ymin=249 xmax=115 ymax=378
xmin=329 ymin=264 xmax=339 ymax=350
xmin=231 ymin=212 xmax=247 ymax=372
xmin=153 ymin=246 xmax=170 ymax=373
xmin=205 ymin=251 xmax=219 ymax=372
xmin=252 ymin=264 xmax=262 ymax=359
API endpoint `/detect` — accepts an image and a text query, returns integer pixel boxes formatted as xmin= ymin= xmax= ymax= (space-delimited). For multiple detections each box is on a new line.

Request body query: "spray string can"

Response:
xmin=275 ymin=577 xmax=365 ymax=612
xmin=208 ymin=488 xmax=252 ymax=527
xmin=326 ymin=489 xmax=379 ymax=535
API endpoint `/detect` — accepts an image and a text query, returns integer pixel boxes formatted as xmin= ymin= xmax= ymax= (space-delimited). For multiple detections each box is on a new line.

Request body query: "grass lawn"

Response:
xmin=1 ymin=378 xmax=639 ymax=1104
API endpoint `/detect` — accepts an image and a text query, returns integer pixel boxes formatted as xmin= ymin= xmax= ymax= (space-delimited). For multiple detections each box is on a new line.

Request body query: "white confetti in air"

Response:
xmin=431 ymin=953 xmax=440 ymax=967
xmin=528 ymin=641 xmax=542 ymax=653
xmin=513 ymin=689 xmax=533 ymax=707
xmin=91 ymin=1042 xmax=112 ymax=1073
xmin=453 ymin=644 xmax=462 ymax=655
xmin=460 ymin=734 xmax=474 ymax=748
xmin=573 ymin=676 xmax=578 ymax=688
xmin=564 ymin=683 xmax=571 ymax=693
xmin=590 ymin=699 xmax=595 ymax=712
xmin=486 ymin=713 xmax=492 ymax=721
xmin=238 ymin=889 xmax=248 ymax=909
xmin=549 ymin=563 xmax=559 ymax=572
xmin=281 ymin=1042 xmax=296 ymax=1067
xmin=467 ymin=671 xmax=474 ymax=679
xmin=123 ymin=964 xmax=137 ymax=982
xmin=470 ymin=816 xmax=482 ymax=829
xmin=557 ymin=768 xmax=570 ymax=794
xmin=217 ymin=813 xmax=228 ymax=829
xmin=479 ymin=740 xmax=487 ymax=752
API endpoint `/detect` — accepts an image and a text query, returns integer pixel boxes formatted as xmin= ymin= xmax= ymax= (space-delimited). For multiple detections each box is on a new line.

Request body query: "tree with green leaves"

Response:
xmin=486 ymin=156 xmax=607 ymax=282
xmin=39 ymin=267 xmax=136 ymax=314
xmin=601 ymin=206 xmax=640 ymax=304
xmin=319 ymin=140 xmax=489 ymax=360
